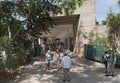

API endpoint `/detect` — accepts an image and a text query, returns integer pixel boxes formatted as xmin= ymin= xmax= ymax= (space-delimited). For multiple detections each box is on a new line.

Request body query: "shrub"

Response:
xmin=5 ymin=55 xmax=20 ymax=73
xmin=116 ymin=53 xmax=120 ymax=67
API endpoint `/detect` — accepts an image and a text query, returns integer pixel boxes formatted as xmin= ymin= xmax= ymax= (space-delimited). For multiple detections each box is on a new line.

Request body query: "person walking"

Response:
xmin=45 ymin=50 xmax=51 ymax=70
xmin=106 ymin=48 xmax=117 ymax=77
xmin=103 ymin=51 xmax=109 ymax=73
xmin=61 ymin=52 xmax=71 ymax=82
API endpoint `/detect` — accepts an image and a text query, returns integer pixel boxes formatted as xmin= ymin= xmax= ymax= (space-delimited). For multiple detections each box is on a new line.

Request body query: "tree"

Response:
xmin=95 ymin=21 xmax=99 ymax=25
xmin=106 ymin=13 xmax=120 ymax=50
xmin=0 ymin=0 xmax=82 ymax=45
xmin=101 ymin=20 xmax=106 ymax=25
xmin=105 ymin=1 xmax=120 ymax=50
xmin=0 ymin=0 xmax=83 ymax=53
xmin=0 ymin=0 xmax=83 ymax=72
xmin=118 ymin=0 xmax=120 ymax=5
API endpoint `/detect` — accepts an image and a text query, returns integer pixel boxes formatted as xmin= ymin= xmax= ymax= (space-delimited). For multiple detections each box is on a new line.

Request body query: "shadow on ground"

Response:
xmin=9 ymin=56 xmax=120 ymax=83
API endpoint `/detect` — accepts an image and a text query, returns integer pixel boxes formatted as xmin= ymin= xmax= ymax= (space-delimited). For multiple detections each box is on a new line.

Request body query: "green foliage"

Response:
xmin=106 ymin=13 xmax=120 ymax=50
xmin=0 ymin=35 xmax=8 ymax=43
xmin=82 ymin=28 xmax=109 ymax=45
xmin=118 ymin=0 xmax=120 ymax=5
xmin=0 ymin=56 xmax=4 ymax=68
xmin=5 ymin=55 xmax=19 ymax=72
xmin=0 ymin=0 xmax=82 ymax=72
xmin=96 ymin=37 xmax=109 ymax=45
xmin=0 ymin=35 xmax=8 ymax=50
xmin=117 ymin=53 xmax=120 ymax=61
xmin=95 ymin=21 xmax=99 ymax=25
xmin=101 ymin=20 xmax=106 ymax=25
xmin=116 ymin=53 xmax=120 ymax=67
xmin=56 ymin=0 xmax=82 ymax=15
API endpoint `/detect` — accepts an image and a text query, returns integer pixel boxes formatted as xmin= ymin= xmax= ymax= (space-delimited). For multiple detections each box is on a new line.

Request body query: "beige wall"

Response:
xmin=74 ymin=0 xmax=96 ymax=45
xmin=74 ymin=0 xmax=95 ymax=28
xmin=74 ymin=0 xmax=96 ymax=54
xmin=55 ymin=0 xmax=96 ymax=37
xmin=96 ymin=25 xmax=107 ymax=37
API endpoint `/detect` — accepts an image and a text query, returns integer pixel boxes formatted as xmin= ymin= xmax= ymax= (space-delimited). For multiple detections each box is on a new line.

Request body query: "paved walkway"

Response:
xmin=10 ymin=56 xmax=120 ymax=83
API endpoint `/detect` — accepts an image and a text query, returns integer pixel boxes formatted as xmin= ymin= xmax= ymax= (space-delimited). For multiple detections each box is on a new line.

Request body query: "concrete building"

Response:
xmin=41 ymin=0 xmax=96 ymax=55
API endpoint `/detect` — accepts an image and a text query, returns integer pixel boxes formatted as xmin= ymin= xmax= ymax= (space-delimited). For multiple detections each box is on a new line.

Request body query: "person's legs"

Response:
xmin=63 ymin=69 xmax=67 ymax=81
xmin=48 ymin=63 xmax=50 ymax=70
xmin=48 ymin=59 xmax=51 ymax=70
xmin=45 ymin=59 xmax=51 ymax=70
xmin=45 ymin=63 xmax=48 ymax=70
xmin=66 ymin=68 xmax=70 ymax=81
xmin=45 ymin=59 xmax=48 ymax=70
xmin=105 ymin=62 xmax=107 ymax=70
xmin=104 ymin=61 xmax=108 ymax=73
xmin=106 ymin=63 xmax=110 ymax=76
xmin=111 ymin=64 xmax=115 ymax=76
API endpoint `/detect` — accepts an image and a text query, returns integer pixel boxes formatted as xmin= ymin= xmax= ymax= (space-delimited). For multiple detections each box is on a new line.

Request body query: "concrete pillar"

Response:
xmin=67 ymin=37 xmax=70 ymax=50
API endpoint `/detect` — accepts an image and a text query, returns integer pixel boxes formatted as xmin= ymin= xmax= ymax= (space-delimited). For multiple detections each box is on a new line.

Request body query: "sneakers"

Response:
xmin=105 ymin=74 xmax=110 ymax=76
xmin=62 ymin=79 xmax=70 ymax=82
xmin=105 ymin=74 xmax=116 ymax=77
xmin=111 ymin=74 xmax=115 ymax=77
xmin=105 ymin=71 xmax=108 ymax=73
xmin=111 ymin=74 xmax=117 ymax=77
xmin=62 ymin=80 xmax=66 ymax=82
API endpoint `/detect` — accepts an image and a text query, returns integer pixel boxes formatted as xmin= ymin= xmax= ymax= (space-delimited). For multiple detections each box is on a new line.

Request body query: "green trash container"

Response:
xmin=34 ymin=43 xmax=41 ymax=56
xmin=84 ymin=44 xmax=104 ymax=62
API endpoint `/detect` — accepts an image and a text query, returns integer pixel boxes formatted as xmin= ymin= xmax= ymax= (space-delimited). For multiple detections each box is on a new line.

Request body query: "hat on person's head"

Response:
xmin=108 ymin=48 xmax=113 ymax=51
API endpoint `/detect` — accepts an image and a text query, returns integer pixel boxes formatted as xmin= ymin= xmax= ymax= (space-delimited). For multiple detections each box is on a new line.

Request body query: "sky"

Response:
xmin=95 ymin=0 xmax=120 ymax=24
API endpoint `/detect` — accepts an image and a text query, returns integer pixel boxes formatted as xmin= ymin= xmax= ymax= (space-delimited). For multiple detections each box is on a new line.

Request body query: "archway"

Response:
xmin=42 ymin=14 xmax=80 ymax=51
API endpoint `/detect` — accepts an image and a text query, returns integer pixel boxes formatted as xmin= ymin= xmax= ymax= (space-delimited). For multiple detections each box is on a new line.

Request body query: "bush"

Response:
xmin=18 ymin=49 xmax=34 ymax=65
xmin=5 ymin=55 xmax=20 ymax=73
xmin=116 ymin=53 xmax=120 ymax=67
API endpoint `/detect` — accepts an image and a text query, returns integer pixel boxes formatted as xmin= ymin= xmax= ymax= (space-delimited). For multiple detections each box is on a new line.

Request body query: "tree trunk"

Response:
xmin=8 ymin=26 xmax=12 ymax=45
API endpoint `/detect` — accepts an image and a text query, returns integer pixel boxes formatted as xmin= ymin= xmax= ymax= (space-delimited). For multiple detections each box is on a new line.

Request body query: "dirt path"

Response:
xmin=10 ymin=56 xmax=120 ymax=83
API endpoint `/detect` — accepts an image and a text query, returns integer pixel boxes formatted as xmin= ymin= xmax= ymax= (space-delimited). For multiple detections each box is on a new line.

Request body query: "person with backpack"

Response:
xmin=106 ymin=48 xmax=117 ymax=77
xmin=103 ymin=51 xmax=109 ymax=73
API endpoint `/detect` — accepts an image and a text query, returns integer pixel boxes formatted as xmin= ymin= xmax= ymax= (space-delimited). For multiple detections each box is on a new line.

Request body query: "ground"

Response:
xmin=10 ymin=56 xmax=120 ymax=83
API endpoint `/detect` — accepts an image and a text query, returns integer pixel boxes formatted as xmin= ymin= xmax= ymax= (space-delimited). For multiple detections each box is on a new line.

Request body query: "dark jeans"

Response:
xmin=63 ymin=68 xmax=70 ymax=81
xmin=103 ymin=60 xmax=107 ymax=70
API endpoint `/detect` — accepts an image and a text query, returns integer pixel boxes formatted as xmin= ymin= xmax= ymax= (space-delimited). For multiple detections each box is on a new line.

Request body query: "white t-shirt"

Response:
xmin=104 ymin=54 xmax=109 ymax=61
xmin=59 ymin=52 xmax=64 ymax=60
xmin=53 ymin=53 xmax=60 ymax=61
xmin=46 ymin=53 xmax=51 ymax=60
xmin=61 ymin=55 xmax=71 ymax=68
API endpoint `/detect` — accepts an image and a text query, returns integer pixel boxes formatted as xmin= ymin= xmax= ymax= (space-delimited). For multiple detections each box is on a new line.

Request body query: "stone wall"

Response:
xmin=96 ymin=25 xmax=107 ymax=37
xmin=73 ymin=0 xmax=96 ymax=55
xmin=74 ymin=0 xmax=95 ymax=29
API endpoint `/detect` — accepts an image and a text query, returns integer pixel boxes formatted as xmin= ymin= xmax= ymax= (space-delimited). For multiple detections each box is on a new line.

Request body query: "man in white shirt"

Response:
xmin=61 ymin=53 xmax=71 ymax=82
xmin=106 ymin=48 xmax=117 ymax=77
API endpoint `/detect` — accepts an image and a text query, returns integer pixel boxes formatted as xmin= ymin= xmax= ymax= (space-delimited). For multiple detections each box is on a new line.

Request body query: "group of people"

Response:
xmin=103 ymin=48 xmax=117 ymax=77
xmin=44 ymin=39 xmax=64 ymax=52
xmin=45 ymin=48 xmax=71 ymax=82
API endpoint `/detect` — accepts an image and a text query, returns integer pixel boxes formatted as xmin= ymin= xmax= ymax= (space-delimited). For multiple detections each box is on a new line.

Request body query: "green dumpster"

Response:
xmin=34 ymin=43 xmax=41 ymax=56
xmin=84 ymin=44 xmax=104 ymax=62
